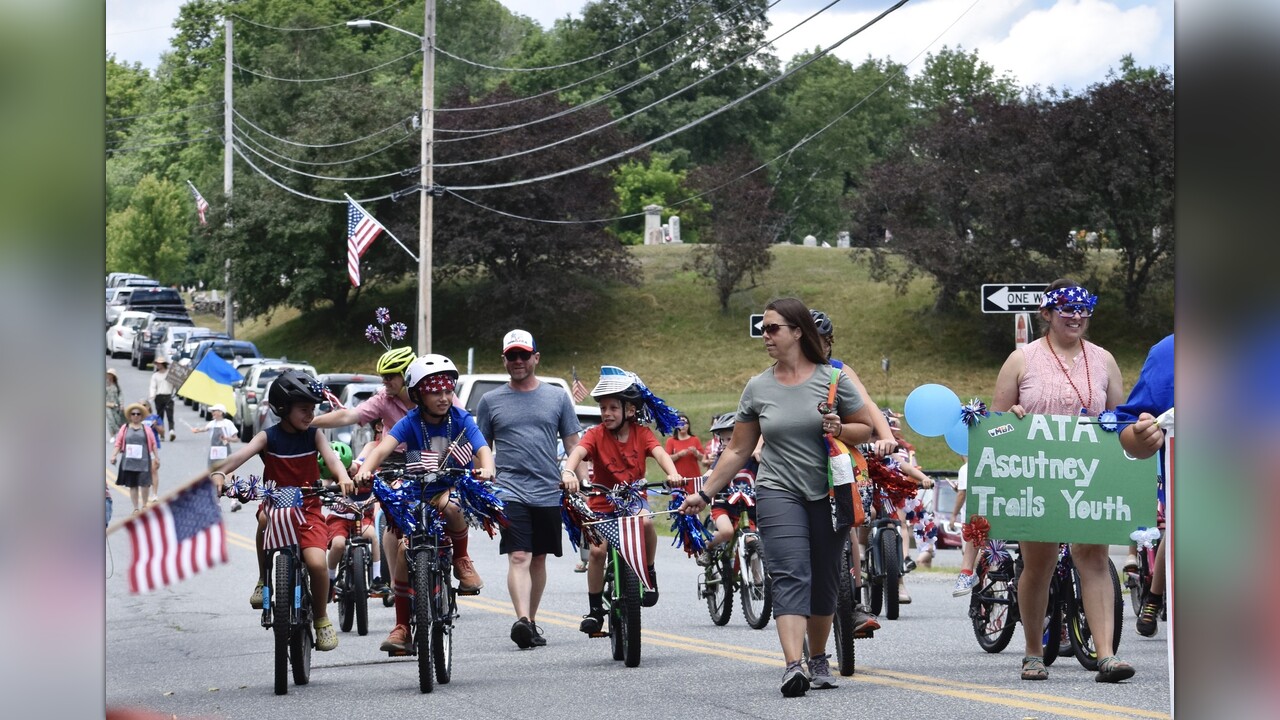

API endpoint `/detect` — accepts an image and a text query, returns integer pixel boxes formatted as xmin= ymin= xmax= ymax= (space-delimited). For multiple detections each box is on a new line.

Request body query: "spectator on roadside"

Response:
xmin=110 ymin=402 xmax=160 ymax=514
xmin=106 ymin=368 xmax=125 ymax=438
xmin=476 ymin=329 xmax=584 ymax=650
xmin=148 ymin=355 xmax=177 ymax=441
xmin=679 ymin=298 xmax=879 ymax=697
xmin=664 ymin=413 xmax=706 ymax=479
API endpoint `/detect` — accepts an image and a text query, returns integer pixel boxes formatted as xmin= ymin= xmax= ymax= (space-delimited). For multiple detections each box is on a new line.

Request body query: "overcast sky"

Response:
xmin=106 ymin=0 xmax=1173 ymax=92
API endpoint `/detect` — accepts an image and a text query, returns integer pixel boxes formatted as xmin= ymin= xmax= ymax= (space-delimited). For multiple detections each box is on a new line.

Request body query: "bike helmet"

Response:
xmin=709 ymin=412 xmax=737 ymax=433
xmin=810 ymin=309 xmax=833 ymax=337
xmin=319 ymin=441 xmax=353 ymax=478
xmin=405 ymin=354 xmax=460 ymax=405
xmin=375 ymin=346 xmax=416 ymax=376
xmin=590 ymin=366 xmax=643 ymax=406
xmin=267 ymin=369 xmax=324 ymax=416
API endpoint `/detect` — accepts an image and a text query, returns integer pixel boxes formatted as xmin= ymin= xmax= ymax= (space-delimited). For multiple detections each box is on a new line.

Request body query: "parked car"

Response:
xmin=158 ymin=325 xmax=207 ymax=364
xmin=175 ymin=329 xmax=230 ymax=363
xmin=120 ymin=277 xmax=161 ymax=289
xmin=131 ymin=313 xmax=194 ymax=368
xmin=235 ymin=361 xmax=317 ymax=438
xmin=123 ymin=287 xmax=189 ymax=319
xmin=106 ymin=272 xmax=150 ymax=288
xmin=105 ymin=288 xmax=135 ymax=328
xmin=317 ymin=380 xmax=384 ymax=449
xmin=453 ymin=373 xmax=574 ymax=415
xmin=105 ymin=311 xmax=151 ymax=358
xmin=919 ymin=469 xmax=963 ymax=549
xmin=185 ymin=339 xmax=263 ymax=412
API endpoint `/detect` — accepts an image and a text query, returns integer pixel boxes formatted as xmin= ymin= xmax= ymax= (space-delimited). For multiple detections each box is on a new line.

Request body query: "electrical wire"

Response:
xmin=445 ymin=0 xmax=911 ymax=191
xmin=231 ymin=143 xmax=411 ymax=204
xmin=435 ymin=0 xmax=851 ymax=169
xmin=229 ymin=0 xmax=414 ymax=32
xmin=232 ymin=49 xmax=419 ymax=83
xmin=445 ymin=0 xmax=981 ymax=224
xmin=106 ymin=114 xmax=225 ymax=145
xmin=106 ymin=133 xmax=220 ymax=155
xmin=433 ymin=0 xmax=782 ymax=115
xmin=233 ymin=137 xmax=416 ymax=182
xmin=233 ymin=107 xmax=414 ymax=149
xmin=107 ymin=101 xmax=222 ymax=124
xmin=433 ymin=0 xmax=731 ymax=73
xmin=232 ymin=122 xmax=417 ymax=167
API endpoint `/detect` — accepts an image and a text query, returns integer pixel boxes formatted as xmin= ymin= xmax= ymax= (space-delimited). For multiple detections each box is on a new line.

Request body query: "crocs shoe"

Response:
xmin=250 ymin=581 xmax=264 ymax=609
xmin=314 ymin=618 xmax=338 ymax=651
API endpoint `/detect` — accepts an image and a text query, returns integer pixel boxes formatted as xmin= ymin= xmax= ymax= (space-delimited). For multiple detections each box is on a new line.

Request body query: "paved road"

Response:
xmin=105 ymin=356 xmax=1171 ymax=719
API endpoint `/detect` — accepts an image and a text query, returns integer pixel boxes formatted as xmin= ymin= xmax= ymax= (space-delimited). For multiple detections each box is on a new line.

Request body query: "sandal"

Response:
xmin=1021 ymin=656 xmax=1048 ymax=681
xmin=1095 ymin=656 xmax=1135 ymax=683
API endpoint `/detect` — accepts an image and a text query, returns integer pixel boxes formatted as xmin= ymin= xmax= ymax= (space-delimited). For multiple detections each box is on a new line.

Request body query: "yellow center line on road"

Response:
xmin=456 ymin=595 xmax=1166 ymax=720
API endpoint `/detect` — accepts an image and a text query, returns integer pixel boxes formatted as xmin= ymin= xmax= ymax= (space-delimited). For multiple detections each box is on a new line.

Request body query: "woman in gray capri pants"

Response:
xmin=680 ymin=297 xmax=877 ymax=698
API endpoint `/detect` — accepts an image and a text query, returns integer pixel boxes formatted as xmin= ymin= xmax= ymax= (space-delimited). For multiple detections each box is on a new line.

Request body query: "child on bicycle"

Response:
xmin=562 ymin=366 xmax=682 ymax=632
xmin=211 ymin=369 xmax=354 ymax=652
xmin=322 ymin=441 xmax=379 ymax=600
xmin=353 ymin=354 xmax=495 ymax=656
xmin=348 ymin=417 xmax=388 ymax=594
xmin=695 ymin=412 xmax=761 ymax=566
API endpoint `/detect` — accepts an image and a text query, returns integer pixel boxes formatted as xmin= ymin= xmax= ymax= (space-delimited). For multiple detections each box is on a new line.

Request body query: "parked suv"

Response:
xmin=131 ymin=313 xmax=194 ymax=368
xmin=124 ymin=287 xmax=189 ymax=319
xmin=234 ymin=361 xmax=317 ymax=438
xmin=105 ymin=288 xmax=135 ymax=328
xmin=183 ymin=339 xmax=262 ymax=412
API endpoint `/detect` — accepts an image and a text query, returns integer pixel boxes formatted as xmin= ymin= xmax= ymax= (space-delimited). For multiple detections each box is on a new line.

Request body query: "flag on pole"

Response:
xmin=187 ymin=180 xmax=210 ymax=226
xmin=347 ymin=196 xmax=387 ymax=287
xmin=593 ymin=514 xmax=652 ymax=591
xmin=175 ymin=350 xmax=240 ymax=415
xmin=123 ymin=478 xmax=227 ymax=593
xmin=571 ymin=367 xmax=588 ymax=404
xmin=262 ymin=486 xmax=304 ymax=550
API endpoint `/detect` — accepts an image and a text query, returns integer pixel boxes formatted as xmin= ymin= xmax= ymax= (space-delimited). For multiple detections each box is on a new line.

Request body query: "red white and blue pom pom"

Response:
xmin=666 ymin=490 xmax=712 ymax=557
xmin=961 ymin=398 xmax=990 ymax=427
xmin=561 ymin=492 xmax=599 ymax=551
xmin=454 ymin=474 xmax=509 ymax=537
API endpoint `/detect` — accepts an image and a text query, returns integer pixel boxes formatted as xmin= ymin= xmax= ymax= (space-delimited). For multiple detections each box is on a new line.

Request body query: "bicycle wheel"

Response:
xmin=622 ymin=563 xmax=643 ymax=668
xmin=832 ymin=536 xmax=856 ymax=676
xmin=739 ymin=534 xmax=772 ymax=630
xmin=289 ymin=618 xmax=312 ymax=686
xmin=867 ymin=537 xmax=883 ymax=616
xmin=879 ymin=528 xmax=902 ymax=621
xmin=606 ymin=560 xmax=624 ymax=662
xmin=412 ymin=549 xmax=436 ymax=693
xmin=1068 ymin=558 xmax=1123 ymax=671
xmin=337 ymin=559 xmax=354 ymax=634
xmin=1127 ymin=546 xmax=1152 ymax=617
xmin=351 ymin=545 xmax=369 ymax=636
xmin=706 ymin=551 xmax=733 ymax=626
xmin=435 ymin=586 xmax=455 ymax=681
xmin=272 ymin=556 xmax=291 ymax=695
xmin=970 ymin=560 xmax=1018 ymax=653
xmin=1043 ymin=598 xmax=1063 ymax=667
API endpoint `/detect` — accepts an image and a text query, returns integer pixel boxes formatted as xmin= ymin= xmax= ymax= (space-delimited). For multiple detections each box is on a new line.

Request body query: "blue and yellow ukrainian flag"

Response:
xmin=177 ymin=352 xmax=239 ymax=416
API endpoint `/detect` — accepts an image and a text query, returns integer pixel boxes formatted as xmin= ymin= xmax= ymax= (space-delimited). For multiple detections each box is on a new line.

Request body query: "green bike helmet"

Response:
xmin=319 ymin=441 xmax=354 ymax=478
xmin=376 ymin=346 xmax=416 ymax=376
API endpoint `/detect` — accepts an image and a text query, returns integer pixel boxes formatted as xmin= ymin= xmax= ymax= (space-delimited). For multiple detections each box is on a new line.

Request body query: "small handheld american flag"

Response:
xmin=122 ymin=477 xmax=227 ymax=594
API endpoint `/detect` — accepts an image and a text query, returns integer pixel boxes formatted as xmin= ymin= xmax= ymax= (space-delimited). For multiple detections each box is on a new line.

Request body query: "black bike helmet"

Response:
xmin=810 ymin=309 xmax=833 ymax=337
xmin=267 ymin=369 xmax=324 ymax=416
xmin=709 ymin=412 xmax=737 ymax=433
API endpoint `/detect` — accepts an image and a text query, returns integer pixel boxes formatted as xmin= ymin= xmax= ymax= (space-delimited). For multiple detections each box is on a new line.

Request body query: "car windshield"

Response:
xmin=122 ymin=316 xmax=147 ymax=329
xmin=462 ymin=380 xmax=508 ymax=413
xmin=212 ymin=343 xmax=259 ymax=360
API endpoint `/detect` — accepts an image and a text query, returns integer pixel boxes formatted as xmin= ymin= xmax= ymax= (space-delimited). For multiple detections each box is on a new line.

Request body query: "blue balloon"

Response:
xmin=903 ymin=383 xmax=961 ymax=437
xmin=945 ymin=418 xmax=969 ymax=456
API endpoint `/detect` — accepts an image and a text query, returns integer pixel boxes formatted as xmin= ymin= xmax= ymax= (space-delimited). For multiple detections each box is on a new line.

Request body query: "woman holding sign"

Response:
xmin=679 ymin=298 xmax=878 ymax=697
xmin=992 ymin=279 xmax=1132 ymax=683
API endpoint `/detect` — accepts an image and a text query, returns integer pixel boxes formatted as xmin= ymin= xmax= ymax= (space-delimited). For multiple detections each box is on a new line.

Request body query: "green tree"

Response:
xmin=690 ymin=150 xmax=779 ymax=311
xmin=106 ymin=174 xmax=191 ymax=282
xmin=611 ymin=152 xmax=707 ymax=245
xmin=910 ymin=46 xmax=1020 ymax=119
xmin=105 ymin=55 xmax=151 ymax=149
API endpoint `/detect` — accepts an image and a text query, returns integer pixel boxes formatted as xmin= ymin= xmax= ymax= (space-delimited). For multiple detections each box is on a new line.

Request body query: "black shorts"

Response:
xmin=499 ymin=501 xmax=563 ymax=557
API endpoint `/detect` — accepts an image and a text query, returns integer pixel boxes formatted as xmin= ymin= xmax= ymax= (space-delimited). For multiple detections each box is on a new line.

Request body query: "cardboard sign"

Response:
xmin=167 ymin=362 xmax=193 ymax=389
xmin=968 ymin=413 xmax=1157 ymax=544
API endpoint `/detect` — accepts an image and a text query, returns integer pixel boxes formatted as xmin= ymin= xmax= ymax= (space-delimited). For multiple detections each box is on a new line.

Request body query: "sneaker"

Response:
xmin=314 ymin=618 xmax=338 ymax=651
xmin=695 ymin=547 xmax=716 ymax=567
xmin=380 ymin=624 xmax=411 ymax=653
xmin=230 ymin=501 xmax=242 ymax=513
xmin=249 ymin=581 xmax=264 ymax=609
xmin=510 ymin=617 xmax=534 ymax=649
xmin=168 ymin=430 xmax=176 ymax=441
xmin=579 ymin=610 xmax=605 ymax=635
xmin=898 ymin=590 xmax=912 ymax=604
xmin=642 ymin=568 xmax=658 ymax=607
xmin=852 ymin=604 xmax=881 ymax=633
xmin=1123 ymin=554 xmax=1139 ymax=574
xmin=952 ymin=571 xmax=977 ymax=597
xmin=807 ymin=653 xmax=838 ymax=689
xmin=903 ymin=557 xmax=918 ymax=573
xmin=573 ymin=562 xmax=588 ymax=573
xmin=529 ymin=621 xmax=547 ymax=647
xmin=1136 ymin=596 xmax=1161 ymax=637
xmin=369 ymin=578 xmax=389 ymax=596
xmin=780 ymin=661 xmax=810 ymax=697
xmin=453 ymin=556 xmax=484 ymax=594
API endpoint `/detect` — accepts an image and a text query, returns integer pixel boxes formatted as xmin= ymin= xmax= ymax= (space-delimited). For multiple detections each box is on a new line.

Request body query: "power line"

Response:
xmin=108 ymin=123 xmax=221 ymax=148
xmin=435 ymin=0 xmax=851 ymax=169
xmin=445 ymin=0 xmax=912 ymax=191
xmin=107 ymin=101 xmax=222 ymax=124
xmin=233 ymin=122 xmax=415 ymax=167
xmin=106 ymin=133 xmax=220 ymax=155
xmin=228 ymin=0 xmax=414 ymax=32
xmin=231 ymin=143 xmax=413 ymax=204
xmin=232 ymin=49 xmax=419 ymax=83
xmin=233 ymin=137 xmax=416 ymax=182
xmin=233 ymin=107 xmax=413 ymax=149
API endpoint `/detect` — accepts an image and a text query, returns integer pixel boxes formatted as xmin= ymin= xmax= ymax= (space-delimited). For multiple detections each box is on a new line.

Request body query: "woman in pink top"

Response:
xmin=993 ymin=278 xmax=1132 ymax=683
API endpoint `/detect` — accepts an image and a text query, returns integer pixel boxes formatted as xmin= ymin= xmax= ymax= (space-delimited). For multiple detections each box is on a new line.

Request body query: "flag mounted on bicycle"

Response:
xmin=262 ymin=485 xmax=304 ymax=550
xmin=346 ymin=195 xmax=387 ymax=287
xmin=593 ymin=514 xmax=652 ymax=591
xmin=123 ymin=477 xmax=227 ymax=594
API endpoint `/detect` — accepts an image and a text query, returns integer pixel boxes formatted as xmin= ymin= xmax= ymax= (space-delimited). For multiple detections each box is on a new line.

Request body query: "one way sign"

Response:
xmin=982 ymin=283 xmax=1048 ymax=313
xmin=749 ymin=313 xmax=765 ymax=337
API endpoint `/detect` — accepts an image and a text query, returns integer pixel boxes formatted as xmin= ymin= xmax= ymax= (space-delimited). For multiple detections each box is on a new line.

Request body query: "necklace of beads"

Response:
xmin=1049 ymin=337 xmax=1092 ymax=414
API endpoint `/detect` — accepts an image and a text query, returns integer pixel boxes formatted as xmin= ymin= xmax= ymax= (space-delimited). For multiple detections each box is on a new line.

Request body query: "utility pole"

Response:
xmin=418 ymin=0 xmax=436 ymax=355
xmin=223 ymin=18 xmax=235 ymax=338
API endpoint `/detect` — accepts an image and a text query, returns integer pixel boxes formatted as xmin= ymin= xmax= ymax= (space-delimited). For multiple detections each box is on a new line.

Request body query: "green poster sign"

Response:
xmin=968 ymin=413 xmax=1158 ymax=545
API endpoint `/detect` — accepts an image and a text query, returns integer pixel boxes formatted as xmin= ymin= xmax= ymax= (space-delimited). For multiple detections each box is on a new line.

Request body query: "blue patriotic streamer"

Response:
xmin=453 ymin=474 xmax=509 ymax=537
xmin=605 ymin=480 xmax=648 ymax=517
xmin=666 ymin=490 xmax=712 ymax=556
xmin=373 ymin=477 xmax=420 ymax=533
xmin=634 ymin=384 xmax=683 ymax=436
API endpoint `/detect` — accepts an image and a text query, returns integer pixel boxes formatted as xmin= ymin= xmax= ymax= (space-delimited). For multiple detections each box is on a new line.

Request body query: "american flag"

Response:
xmin=448 ymin=440 xmax=474 ymax=468
xmin=123 ymin=478 xmax=227 ymax=594
xmin=262 ymin=486 xmax=304 ymax=550
xmin=321 ymin=386 xmax=344 ymax=409
xmin=571 ymin=367 xmax=588 ymax=404
xmin=406 ymin=440 xmax=473 ymax=474
xmin=187 ymin=180 xmax=210 ymax=226
xmin=593 ymin=514 xmax=652 ymax=591
xmin=346 ymin=196 xmax=386 ymax=287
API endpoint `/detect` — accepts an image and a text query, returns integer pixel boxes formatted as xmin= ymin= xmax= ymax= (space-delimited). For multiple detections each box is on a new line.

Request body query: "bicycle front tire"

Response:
xmin=706 ymin=551 xmax=733 ymax=626
xmin=622 ymin=563 xmax=643 ymax=668
xmin=738 ymin=534 xmax=772 ymax=630
xmin=1068 ymin=558 xmax=1123 ymax=671
xmin=351 ymin=544 xmax=369 ymax=636
xmin=272 ymin=556 xmax=292 ymax=695
xmin=412 ymin=549 xmax=436 ymax=693
xmin=833 ymin=536 xmax=856 ymax=676
xmin=879 ymin=528 xmax=902 ymax=620
xmin=970 ymin=560 xmax=1018 ymax=653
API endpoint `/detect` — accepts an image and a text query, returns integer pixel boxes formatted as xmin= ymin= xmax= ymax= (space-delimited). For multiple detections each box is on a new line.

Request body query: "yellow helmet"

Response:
xmin=375 ymin=346 xmax=416 ymax=376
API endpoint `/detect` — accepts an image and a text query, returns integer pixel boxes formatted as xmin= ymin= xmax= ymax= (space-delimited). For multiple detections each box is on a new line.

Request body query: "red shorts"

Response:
xmin=710 ymin=506 xmax=756 ymax=530
xmin=325 ymin=513 xmax=374 ymax=542
xmin=256 ymin=499 xmax=330 ymax=551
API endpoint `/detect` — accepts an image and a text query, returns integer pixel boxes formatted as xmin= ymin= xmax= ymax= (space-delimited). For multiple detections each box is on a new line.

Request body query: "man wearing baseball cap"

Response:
xmin=476 ymin=329 xmax=584 ymax=649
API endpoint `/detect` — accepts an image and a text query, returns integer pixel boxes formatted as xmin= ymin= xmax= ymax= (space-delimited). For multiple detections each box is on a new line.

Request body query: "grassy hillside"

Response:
xmin=195 ymin=244 xmax=1172 ymax=471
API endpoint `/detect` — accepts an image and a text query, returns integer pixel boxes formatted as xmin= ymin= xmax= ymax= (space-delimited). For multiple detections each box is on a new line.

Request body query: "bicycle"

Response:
xmin=1125 ymin=530 xmax=1165 ymax=623
xmin=855 ymin=447 xmax=918 ymax=622
xmin=325 ymin=493 xmax=377 ymax=636
xmin=1060 ymin=544 xmax=1124 ymax=671
xmin=696 ymin=480 xmax=772 ymax=630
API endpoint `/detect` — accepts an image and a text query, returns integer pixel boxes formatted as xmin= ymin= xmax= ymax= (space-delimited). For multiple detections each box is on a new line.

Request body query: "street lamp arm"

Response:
xmin=346 ymin=19 xmax=423 ymax=42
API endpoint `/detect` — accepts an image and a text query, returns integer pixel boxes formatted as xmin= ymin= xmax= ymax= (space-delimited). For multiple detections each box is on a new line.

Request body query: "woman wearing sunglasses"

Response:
xmin=992 ymin=278 xmax=1132 ymax=683
xmin=109 ymin=402 xmax=160 ymax=514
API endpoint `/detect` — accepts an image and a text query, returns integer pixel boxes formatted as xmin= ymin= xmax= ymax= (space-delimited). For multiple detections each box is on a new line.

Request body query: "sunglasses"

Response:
xmin=761 ymin=323 xmax=796 ymax=336
xmin=1054 ymin=304 xmax=1093 ymax=318
xmin=129 ymin=411 xmax=143 ymax=416
xmin=503 ymin=350 xmax=533 ymax=361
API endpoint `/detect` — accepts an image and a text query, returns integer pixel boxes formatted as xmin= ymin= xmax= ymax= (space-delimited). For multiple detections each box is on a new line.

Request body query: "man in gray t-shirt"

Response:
xmin=475 ymin=329 xmax=583 ymax=649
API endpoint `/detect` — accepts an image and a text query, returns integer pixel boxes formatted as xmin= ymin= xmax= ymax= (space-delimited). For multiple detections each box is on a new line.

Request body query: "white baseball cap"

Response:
xmin=502 ymin=329 xmax=536 ymax=354
xmin=210 ymin=404 xmax=226 ymax=413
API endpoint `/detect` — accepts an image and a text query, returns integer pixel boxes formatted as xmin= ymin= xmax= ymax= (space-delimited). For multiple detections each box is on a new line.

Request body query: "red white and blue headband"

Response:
xmin=417 ymin=374 xmax=455 ymax=393
xmin=1040 ymin=286 xmax=1098 ymax=311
